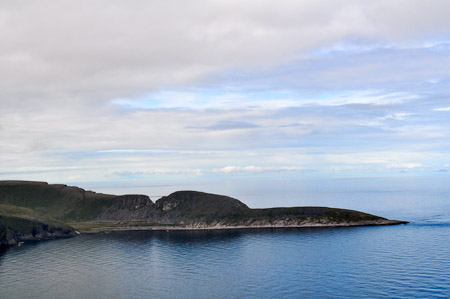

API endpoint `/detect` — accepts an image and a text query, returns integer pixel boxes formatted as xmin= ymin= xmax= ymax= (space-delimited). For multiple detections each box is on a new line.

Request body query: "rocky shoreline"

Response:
xmin=70 ymin=218 xmax=408 ymax=234
xmin=0 ymin=215 xmax=76 ymax=247
xmin=0 ymin=181 xmax=408 ymax=247
xmin=2 ymin=219 xmax=408 ymax=248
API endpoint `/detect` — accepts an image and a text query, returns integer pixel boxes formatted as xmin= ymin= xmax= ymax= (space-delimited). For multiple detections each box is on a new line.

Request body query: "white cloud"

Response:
xmin=2 ymin=1 xmax=450 ymax=184
xmin=107 ymin=165 xmax=305 ymax=177
xmin=434 ymin=107 xmax=450 ymax=111
xmin=379 ymin=113 xmax=413 ymax=121
xmin=390 ymin=125 xmax=447 ymax=139
xmin=322 ymin=91 xmax=418 ymax=106
xmin=211 ymin=166 xmax=303 ymax=174
xmin=111 ymin=169 xmax=203 ymax=177
xmin=1 ymin=1 xmax=450 ymax=106
xmin=386 ymin=163 xmax=423 ymax=169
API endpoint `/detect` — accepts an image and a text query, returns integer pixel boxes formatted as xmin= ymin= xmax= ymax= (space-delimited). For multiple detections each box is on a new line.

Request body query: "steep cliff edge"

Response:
xmin=0 ymin=181 xmax=407 ymax=236
xmin=0 ymin=204 xmax=75 ymax=247
xmin=150 ymin=191 xmax=405 ymax=228
xmin=0 ymin=181 xmax=155 ymax=222
xmin=154 ymin=191 xmax=251 ymax=225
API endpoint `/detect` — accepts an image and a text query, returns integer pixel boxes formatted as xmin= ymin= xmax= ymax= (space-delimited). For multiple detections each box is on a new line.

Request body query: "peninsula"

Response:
xmin=0 ymin=181 xmax=407 ymax=246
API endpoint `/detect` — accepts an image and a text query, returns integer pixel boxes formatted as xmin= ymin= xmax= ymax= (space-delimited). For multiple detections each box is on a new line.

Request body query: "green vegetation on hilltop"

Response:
xmin=0 ymin=203 xmax=75 ymax=246
xmin=0 ymin=181 xmax=407 ymax=241
xmin=0 ymin=181 xmax=152 ymax=222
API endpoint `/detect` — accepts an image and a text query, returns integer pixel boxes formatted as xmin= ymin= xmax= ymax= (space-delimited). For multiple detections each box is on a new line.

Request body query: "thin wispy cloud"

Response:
xmin=211 ymin=166 xmax=304 ymax=174
xmin=434 ymin=107 xmax=450 ymax=111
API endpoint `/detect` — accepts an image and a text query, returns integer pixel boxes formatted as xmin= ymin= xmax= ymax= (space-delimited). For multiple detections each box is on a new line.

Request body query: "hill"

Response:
xmin=0 ymin=203 xmax=75 ymax=246
xmin=0 ymin=181 xmax=407 ymax=241
xmin=0 ymin=181 xmax=154 ymax=221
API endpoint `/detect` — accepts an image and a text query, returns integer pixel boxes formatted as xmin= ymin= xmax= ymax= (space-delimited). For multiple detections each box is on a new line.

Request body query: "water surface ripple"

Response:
xmin=1 ymin=223 xmax=449 ymax=298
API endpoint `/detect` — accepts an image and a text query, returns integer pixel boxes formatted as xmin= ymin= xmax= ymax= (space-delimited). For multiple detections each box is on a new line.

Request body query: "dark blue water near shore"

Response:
xmin=2 ymin=176 xmax=450 ymax=298
xmin=1 ymin=223 xmax=449 ymax=298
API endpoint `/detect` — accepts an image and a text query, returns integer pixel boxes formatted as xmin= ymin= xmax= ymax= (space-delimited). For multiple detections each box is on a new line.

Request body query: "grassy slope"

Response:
xmin=152 ymin=191 xmax=388 ymax=227
xmin=0 ymin=181 xmax=405 ymax=233
xmin=0 ymin=204 xmax=74 ymax=246
xmin=0 ymin=181 xmax=117 ymax=221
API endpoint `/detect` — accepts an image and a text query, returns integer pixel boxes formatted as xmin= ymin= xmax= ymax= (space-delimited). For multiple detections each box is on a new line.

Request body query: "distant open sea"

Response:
xmin=1 ymin=176 xmax=450 ymax=298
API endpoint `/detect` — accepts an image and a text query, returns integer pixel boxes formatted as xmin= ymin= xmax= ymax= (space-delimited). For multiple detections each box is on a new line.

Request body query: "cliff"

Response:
xmin=0 ymin=203 xmax=75 ymax=247
xmin=0 ymin=181 xmax=154 ymax=221
xmin=0 ymin=181 xmax=407 ymax=238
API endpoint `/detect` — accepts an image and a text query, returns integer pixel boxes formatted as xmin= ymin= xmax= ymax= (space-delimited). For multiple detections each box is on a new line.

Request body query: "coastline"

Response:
xmin=1 ymin=182 xmax=409 ymax=247
xmin=1 ymin=220 xmax=408 ymax=248
xmin=71 ymin=219 xmax=409 ymax=234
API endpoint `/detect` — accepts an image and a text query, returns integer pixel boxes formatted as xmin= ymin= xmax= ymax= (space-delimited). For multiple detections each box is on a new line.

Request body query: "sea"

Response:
xmin=1 ymin=176 xmax=449 ymax=298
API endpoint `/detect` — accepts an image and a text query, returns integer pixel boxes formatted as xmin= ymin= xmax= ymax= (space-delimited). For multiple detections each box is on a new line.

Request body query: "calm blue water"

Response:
xmin=1 ymin=176 xmax=450 ymax=298
xmin=0 ymin=224 xmax=449 ymax=298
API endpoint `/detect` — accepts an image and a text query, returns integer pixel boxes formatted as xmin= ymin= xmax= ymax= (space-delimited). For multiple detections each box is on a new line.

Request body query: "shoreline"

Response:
xmin=1 ymin=182 xmax=410 ymax=247
xmin=2 ymin=220 xmax=408 ymax=248
xmin=72 ymin=219 xmax=409 ymax=234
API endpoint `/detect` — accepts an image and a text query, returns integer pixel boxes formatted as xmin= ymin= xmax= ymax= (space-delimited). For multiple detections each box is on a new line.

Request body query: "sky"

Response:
xmin=1 ymin=1 xmax=450 ymax=205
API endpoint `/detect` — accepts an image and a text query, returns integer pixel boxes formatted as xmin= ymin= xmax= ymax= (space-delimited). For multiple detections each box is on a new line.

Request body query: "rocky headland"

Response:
xmin=0 ymin=180 xmax=407 ymax=246
xmin=0 ymin=203 xmax=75 ymax=246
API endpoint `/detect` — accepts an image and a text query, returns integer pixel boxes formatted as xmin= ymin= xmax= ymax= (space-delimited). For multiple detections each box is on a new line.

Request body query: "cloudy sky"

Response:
xmin=1 ymin=1 xmax=450 ymax=202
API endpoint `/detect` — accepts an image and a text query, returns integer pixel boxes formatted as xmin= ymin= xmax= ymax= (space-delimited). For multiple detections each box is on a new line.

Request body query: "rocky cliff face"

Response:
xmin=0 ymin=181 xmax=158 ymax=222
xmin=0 ymin=215 xmax=75 ymax=247
xmin=0 ymin=181 xmax=115 ymax=221
xmin=95 ymin=194 xmax=156 ymax=221
xmin=0 ymin=181 xmax=407 ymax=236
xmin=154 ymin=191 xmax=251 ymax=225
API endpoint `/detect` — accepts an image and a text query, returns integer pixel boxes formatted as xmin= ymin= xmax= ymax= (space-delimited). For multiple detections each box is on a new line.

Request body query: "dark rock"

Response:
xmin=0 ymin=181 xmax=408 ymax=233
xmin=0 ymin=215 xmax=75 ymax=247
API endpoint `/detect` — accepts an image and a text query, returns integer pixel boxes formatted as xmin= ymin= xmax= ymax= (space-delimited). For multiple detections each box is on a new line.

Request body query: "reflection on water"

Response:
xmin=2 ymin=176 xmax=450 ymax=298
xmin=1 ymin=224 xmax=450 ymax=298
